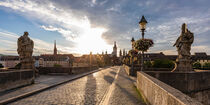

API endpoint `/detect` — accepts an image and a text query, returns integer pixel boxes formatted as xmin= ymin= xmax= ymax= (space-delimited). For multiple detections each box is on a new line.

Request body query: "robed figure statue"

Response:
xmin=17 ymin=32 xmax=34 ymax=69
xmin=173 ymin=23 xmax=194 ymax=72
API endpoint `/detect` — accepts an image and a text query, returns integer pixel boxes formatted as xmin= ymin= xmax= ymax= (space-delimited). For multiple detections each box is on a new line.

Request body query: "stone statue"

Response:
xmin=172 ymin=23 xmax=194 ymax=72
xmin=17 ymin=32 xmax=34 ymax=69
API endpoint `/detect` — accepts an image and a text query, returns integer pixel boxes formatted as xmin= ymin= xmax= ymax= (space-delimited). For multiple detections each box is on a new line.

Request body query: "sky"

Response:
xmin=0 ymin=0 xmax=210 ymax=56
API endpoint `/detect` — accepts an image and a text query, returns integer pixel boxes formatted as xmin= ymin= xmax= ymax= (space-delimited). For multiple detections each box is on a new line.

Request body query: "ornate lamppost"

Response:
xmin=139 ymin=16 xmax=147 ymax=71
xmin=131 ymin=37 xmax=135 ymax=75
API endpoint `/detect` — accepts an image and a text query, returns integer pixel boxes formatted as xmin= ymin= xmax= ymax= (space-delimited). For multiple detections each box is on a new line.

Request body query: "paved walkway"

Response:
xmin=0 ymin=68 xmax=104 ymax=104
xmin=1 ymin=66 xmax=145 ymax=105
xmin=101 ymin=66 xmax=145 ymax=105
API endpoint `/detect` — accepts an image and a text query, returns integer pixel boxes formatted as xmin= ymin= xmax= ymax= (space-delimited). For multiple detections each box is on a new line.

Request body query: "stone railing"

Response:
xmin=137 ymin=71 xmax=203 ymax=105
xmin=0 ymin=69 xmax=34 ymax=92
xmin=144 ymin=71 xmax=210 ymax=93
xmin=72 ymin=66 xmax=98 ymax=74
xmin=123 ymin=64 xmax=131 ymax=75
xmin=37 ymin=67 xmax=72 ymax=75
xmin=123 ymin=64 xmax=172 ymax=76
xmin=144 ymin=68 xmax=172 ymax=71
xmin=37 ymin=66 xmax=99 ymax=75
xmin=144 ymin=71 xmax=210 ymax=104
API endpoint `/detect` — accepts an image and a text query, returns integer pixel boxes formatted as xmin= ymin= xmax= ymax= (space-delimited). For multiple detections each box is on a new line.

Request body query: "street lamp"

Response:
xmin=139 ymin=15 xmax=147 ymax=39
xmin=139 ymin=15 xmax=148 ymax=71
xmin=131 ymin=37 xmax=135 ymax=75
xmin=131 ymin=37 xmax=135 ymax=50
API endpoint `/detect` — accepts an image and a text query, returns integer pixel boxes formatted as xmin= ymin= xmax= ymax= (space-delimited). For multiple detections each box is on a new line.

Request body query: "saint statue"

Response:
xmin=173 ymin=23 xmax=194 ymax=72
xmin=17 ymin=32 xmax=34 ymax=69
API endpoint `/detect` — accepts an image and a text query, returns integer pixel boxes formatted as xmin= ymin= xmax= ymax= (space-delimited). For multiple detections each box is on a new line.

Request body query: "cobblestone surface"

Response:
xmin=107 ymin=67 xmax=146 ymax=105
xmin=10 ymin=67 xmax=119 ymax=105
xmin=9 ymin=66 xmax=145 ymax=105
xmin=0 ymin=74 xmax=80 ymax=101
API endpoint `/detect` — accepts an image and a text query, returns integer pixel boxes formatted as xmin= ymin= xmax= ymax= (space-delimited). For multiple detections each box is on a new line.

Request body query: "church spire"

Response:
xmin=119 ymin=49 xmax=122 ymax=57
xmin=114 ymin=41 xmax=117 ymax=48
xmin=54 ymin=40 xmax=57 ymax=55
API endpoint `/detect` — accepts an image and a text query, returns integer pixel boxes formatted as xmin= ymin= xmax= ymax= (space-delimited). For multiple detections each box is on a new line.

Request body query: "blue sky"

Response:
xmin=0 ymin=0 xmax=210 ymax=56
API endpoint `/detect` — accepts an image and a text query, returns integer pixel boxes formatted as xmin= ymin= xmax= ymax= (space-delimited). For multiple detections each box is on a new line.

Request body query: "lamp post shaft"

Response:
xmin=141 ymin=29 xmax=145 ymax=71
xmin=142 ymin=29 xmax=145 ymax=39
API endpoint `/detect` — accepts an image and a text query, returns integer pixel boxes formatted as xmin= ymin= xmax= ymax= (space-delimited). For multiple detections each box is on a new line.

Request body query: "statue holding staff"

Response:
xmin=173 ymin=23 xmax=194 ymax=72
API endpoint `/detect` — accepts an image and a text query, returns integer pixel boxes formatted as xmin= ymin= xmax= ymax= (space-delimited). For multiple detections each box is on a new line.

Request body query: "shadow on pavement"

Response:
xmin=109 ymin=71 xmax=117 ymax=75
xmin=84 ymin=74 xmax=97 ymax=105
xmin=103 ymin=71 xmax=144 ymax=104
xmin=104 ymin=75 xmax=115 ymax=84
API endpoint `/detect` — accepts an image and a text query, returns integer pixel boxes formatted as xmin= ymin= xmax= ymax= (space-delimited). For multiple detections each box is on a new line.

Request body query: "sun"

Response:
xmin=75 ymin=27 xmax=112 ymax=54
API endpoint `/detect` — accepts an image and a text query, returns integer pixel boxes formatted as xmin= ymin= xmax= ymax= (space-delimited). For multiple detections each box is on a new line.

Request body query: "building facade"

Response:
xmin=0 ymin=56 xmax=20 ymax=68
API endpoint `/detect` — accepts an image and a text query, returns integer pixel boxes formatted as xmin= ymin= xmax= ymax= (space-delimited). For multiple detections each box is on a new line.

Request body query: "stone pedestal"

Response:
xmin=21 ymin=57 xmax=35 ymax=69
xmin=175 ymin=58 xmax=193 ymax=72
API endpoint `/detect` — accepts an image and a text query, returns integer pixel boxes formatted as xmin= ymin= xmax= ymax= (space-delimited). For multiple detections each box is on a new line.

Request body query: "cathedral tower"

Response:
xmin=112 ymin=41 xmax=117 ymax=56
xmin=54 ymin=40 xmax=57 ymax=55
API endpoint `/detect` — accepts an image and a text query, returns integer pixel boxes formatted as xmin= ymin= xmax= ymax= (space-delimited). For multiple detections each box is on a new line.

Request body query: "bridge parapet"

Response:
xmin=137 ymin=71 xmax=203 ymax=105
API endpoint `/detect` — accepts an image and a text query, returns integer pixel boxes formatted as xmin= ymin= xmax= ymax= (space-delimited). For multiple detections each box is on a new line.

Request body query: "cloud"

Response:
xmin=0 ymin=0 xmax=112 ymax=54
xmin=40 ymin=25 xmax=76 ymax=41
xmin=1 ymin=0 xmax=210 ymax=55
xmin=92 ymin=0 xmax=96 ymax=4
xmin=106 ymin=4 xmax=121 ymax=12
xmin=191 ymin=45 xmax=210 ymax=54
xmin=0 ymin=29 xmax=73 ymax=55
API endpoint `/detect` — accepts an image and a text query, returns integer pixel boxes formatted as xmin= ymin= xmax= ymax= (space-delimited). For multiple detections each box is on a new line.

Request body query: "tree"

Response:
xmin=96 ymin=56 xmax=104 ymax=67
xmin=203 ymin=62 xmax=210 ymax=69
xmin=54 ymin=64 xmax=62 ymax=67
xmin=144 ymin=61 xmax=152 ymax=68
xmin=0 ymin=63 xmax=4 ymax=68
xmin=152 ymin=59 xmax=174 ymax=68
xmin=15 ymin=63 xmax=21 ymax=69
xmin=193 ymin=62 xmax=201 ymax=69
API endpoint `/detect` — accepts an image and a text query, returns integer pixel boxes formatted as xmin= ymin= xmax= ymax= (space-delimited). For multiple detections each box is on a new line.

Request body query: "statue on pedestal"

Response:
xmin=173 ymin=23 xmax=194 ymax=72
xmin=17 ymin=32 xmax=34 ymax=69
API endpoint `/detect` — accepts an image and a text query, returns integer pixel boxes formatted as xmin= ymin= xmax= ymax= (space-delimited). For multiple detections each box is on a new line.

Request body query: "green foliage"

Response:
xmin=96 ymin=56 xmax=104 ymax=67
xmin=15 ymin=63 xmax=21 ymax=69
xmin=144 ymin=61 xmax=152 ymax=68
xmin=0 ymin=63 xmax=4 ymax=68
xmin=128 ymin=49 xmax=138 ymax=57
xmin=193 ymin=62 xmax=201 ymax=69
xmin=203 ymin=62 xmax=210 ymax=69
xmin=152 ymin=59 xmax=174 ymax=68
xmin=134 ymin=39 xmax=154 ymax=51
xmin=54 ymin=64 xmax=62 ymax=67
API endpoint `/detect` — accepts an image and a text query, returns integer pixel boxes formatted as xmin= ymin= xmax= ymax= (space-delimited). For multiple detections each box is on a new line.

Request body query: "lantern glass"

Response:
xmin=139 ymin=22 xmax=146 ymax=30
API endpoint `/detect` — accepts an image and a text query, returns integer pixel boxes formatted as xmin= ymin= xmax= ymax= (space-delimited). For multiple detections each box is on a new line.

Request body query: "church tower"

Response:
xmin=123 ymin=49 xmax=125 ymax=56
xmin=119 ymin=49 xmax=122 ymax=57
xmin=54 ymin=40 xmax=57 ymax=55
xmin=112 ymin=41 xmax=117 ymax=56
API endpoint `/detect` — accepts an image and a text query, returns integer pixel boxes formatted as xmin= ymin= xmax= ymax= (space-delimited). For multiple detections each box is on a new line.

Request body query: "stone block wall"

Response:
xmin=72 ymin=66 xmax=98 ymax=74
xmin=37 ymin=66 xmax=98 ymax=75
xmin=123 ymin=64 xmax=131 ymax=76
xmin=0 ymin=70 xmax=34 ymax=92
xmin=137 ymin=71 xmax=202 ymax=105
xmin=37 ymin=67 xmax=72 ymax=74
xmin=145 ymin=71 xmax=210 ymax=93
xmin=123 ymin=64 xmax=173 ymax=77
xmin=145 ymin=71 xmax=210 ymax=105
